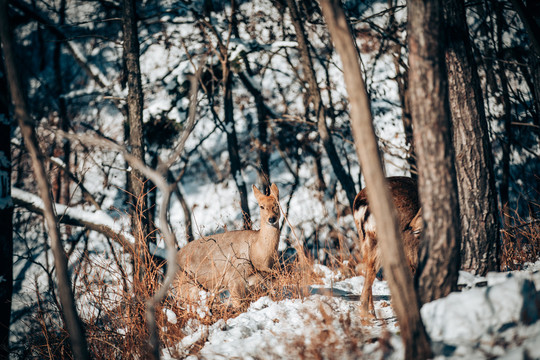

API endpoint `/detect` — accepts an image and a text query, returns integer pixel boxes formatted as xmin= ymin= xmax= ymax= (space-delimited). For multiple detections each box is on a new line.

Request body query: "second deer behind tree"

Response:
xmin=353 ymin=176 xmax=422 ymax=318
xmin=175 ymin=184 xmax=281 ymax=306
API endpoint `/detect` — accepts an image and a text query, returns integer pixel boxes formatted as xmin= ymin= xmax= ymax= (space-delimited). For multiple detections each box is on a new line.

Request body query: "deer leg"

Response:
xmin=175 ymin=278 xmax=203 ymax=305
xmin=360 ymin=262 xmax=377 ymax=319
xmin=228 ymin=278 xmax=248 ymax=307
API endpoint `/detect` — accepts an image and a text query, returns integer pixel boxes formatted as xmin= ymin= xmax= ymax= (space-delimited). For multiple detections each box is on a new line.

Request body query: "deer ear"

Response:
xmin=253 ymin=185 xmax=264 ymax=202
xmin=270 ymin=183 xmax=279 ymax=199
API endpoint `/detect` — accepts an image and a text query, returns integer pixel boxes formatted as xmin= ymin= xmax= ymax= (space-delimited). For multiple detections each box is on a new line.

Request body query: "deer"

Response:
xmin=175 ymin=183 xmax=281 ymax=307
xmin=352 ymin=176 xmax=423 ymax=318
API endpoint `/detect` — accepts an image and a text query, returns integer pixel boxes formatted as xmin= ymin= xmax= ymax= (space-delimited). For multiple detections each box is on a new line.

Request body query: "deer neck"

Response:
xmin=249 ymin=223 xmax=280 ymax=272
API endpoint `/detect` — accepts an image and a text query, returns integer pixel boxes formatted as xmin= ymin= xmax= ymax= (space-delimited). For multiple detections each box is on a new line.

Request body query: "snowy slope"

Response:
xmin=158 ymin=262 xmax=540 ymax=359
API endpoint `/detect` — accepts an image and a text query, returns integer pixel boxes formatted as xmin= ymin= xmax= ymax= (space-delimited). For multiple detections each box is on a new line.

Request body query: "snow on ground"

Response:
xmin=161 ymin=261 xmax=540 ymax=359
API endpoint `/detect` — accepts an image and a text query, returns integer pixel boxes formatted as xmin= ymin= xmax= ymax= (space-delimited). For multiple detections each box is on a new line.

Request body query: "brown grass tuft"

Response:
xmin=501 ymin=206 xmax=540 ymax=271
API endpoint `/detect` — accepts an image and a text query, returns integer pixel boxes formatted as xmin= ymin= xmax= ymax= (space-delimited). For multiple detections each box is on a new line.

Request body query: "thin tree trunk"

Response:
xmin=509 ymin=0 xmax=540 ymax=125
xmin=121 ymin=0 xmax=153 ymax=284
xmin=237 ymin=72 xmax=271 ymax=194
xmin=54 ymin=0 xmax=70 ymax=207
xmin=166 ymin=170 xmax=194 ymax=242
xmin=0 ymin=54 xmax=13 ymax=359
xmin=231 ymin=5 xmax=271 ymax=195
xmin=408 ymin=0 xmax=461 ymax=304
xmin=320 ymin=1 xmax=432 ymax=359
xmin=122 ymin=0 xmax=149 ymax=238
xmin=493 ymin=1 xmax=514 ymax=248
xmin=0 ymin=2 xmax=90 ymax=358
xmin=223 ymin=66 xmax=252 ymax=229
xmin=388 ymin=0 xmax=416 ymax=176
xmin=285 ymin=0 xmax=357 ymax=210
xmin=443 ymin=0 xmax=500 ymax=273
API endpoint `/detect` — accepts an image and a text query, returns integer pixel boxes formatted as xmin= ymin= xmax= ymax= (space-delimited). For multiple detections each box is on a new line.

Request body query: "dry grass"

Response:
xmin=22 ymin=194 xmax=540 ymax=359
xmin=501 ymin=206 xmax=540 ymax=271
xmin=20 ymin=230 xmax=322 ymax=359
xmin=288 ymin=303 xmax=365 ymax=360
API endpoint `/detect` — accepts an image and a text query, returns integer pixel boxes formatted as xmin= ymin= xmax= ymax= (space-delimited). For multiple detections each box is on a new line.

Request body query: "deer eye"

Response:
xmin=260 ymin=206 xmax=264 ymax=210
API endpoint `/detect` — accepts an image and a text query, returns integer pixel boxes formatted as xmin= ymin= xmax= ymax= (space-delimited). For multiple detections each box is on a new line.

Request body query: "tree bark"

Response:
xmin=231 ymin=5 xmax=271 ymax=195
xmin=388 ymin=1 xmax=416 ymax=176
xmin=443 ymin=0 xmax=500 ymax=273
xmin=122 ymin=0 xmax=149 ymax=241
xmin=408 ymin=0 xmax=461 ymax=304
xmin=0 ymin=53 xmax=13 ymax=359
xmin=320 ymin=1 xmax=432 ymax=359
xmin=121 ymin=0 xmax=154 ymax=284
xmin=223 ymin=66 xmax=252 ymax=229
xmin=53 ymin=0 xmax=70 ymax=207
xmin=0 ymin=2 xmax=90 ymax=358
xmin=492 ymin=1 xmax=514 ymax=251
xmin=285 ymin=0 xmax=357 ymax=210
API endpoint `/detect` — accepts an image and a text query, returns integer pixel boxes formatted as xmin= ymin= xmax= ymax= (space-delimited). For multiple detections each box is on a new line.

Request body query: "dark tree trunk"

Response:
xmin=443 ymin=0 xmax=500 ymax=273
xmin=509 ymin=0 xmax=540 ymax=126
xmin=122 ymin=0 xmax=150 ymax=245
xmin=408 ymin=0 xmax=461 ymax=304
xmin=285 ymin=0 xmax=357 ymax=210
xmin=231 ymin=5 xmax=271 ymax=195
xmin=0 ymin=2 xmax=90 ymax=358
xmin=223 ymin=66 xmax=252 ymax=229
xmin=237 ymin=71 xmax=271 ymax=194
xmin=256 ymin=98 xmax=271 ymax=194
xmin=492 ymin=1 xmax=514 ymax=250
xmin=165 ymin=169 xmax=194 ymax=242
xmin=388 ymin=0 xmax=416 ymax=177
xmin=320 ymin=1 xmax=432 ymax=359
xmin=54 ymin=0 xmax=70 ymax=207
xmin=0 ymin=52 xmax=13 ymax=360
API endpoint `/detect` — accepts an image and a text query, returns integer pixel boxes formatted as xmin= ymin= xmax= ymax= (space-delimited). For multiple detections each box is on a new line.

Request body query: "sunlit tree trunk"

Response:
xmin=443 ymin=0 xmax=500 ymax=273
xmin=320 ymin=1 xmax=432 ymax=359
xmin=408 ymin=0 xmax=461 ymax=304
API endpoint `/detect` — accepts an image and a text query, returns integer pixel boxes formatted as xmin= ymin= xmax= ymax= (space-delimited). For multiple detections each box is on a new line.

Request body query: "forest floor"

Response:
xmin=160 ymin=261 xmax=540 ymax=359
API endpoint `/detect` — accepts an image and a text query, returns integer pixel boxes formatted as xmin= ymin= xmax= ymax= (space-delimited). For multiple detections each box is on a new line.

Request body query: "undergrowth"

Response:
xmin=19 ymin=199 xmax=540 ymax=359
xmin=20 ymin=232 xmax=320 ymax=359
xmin=501 ymin=205 xmax=540 ymax=271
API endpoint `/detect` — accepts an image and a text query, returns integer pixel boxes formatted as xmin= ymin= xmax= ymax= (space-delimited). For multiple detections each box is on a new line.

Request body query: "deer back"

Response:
xmin=176 ymin=230 xmax=260 ymax=291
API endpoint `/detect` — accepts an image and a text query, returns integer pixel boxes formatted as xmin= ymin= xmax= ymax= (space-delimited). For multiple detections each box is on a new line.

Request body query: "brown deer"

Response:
xmin=175 ymin=184 xmax=281 ymax=306
xmin=352 ymin=176 xmax=422 ymax=318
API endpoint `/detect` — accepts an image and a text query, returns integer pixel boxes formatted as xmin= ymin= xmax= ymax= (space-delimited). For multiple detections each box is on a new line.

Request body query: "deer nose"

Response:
xmin=268 ymin=216 xmax=277 ymax=225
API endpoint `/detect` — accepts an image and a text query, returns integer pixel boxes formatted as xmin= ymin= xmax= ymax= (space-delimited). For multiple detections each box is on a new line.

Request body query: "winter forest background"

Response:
xmin=0 ymin=0 xmax=539 ymax=359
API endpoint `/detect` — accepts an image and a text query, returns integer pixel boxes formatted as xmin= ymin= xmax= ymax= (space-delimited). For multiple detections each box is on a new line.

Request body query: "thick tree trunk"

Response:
xmin=320 ymin=1 xmax=432 ymax=359
xmin=443 ymin=0 xmax=500 ymax=273
xmin=122 ymin=0 xmax=150 ymax=245
xmin=0 ymin=56 xmax=13 ymax=359
xmin=0 ymin=2 xmax=90 ymax=358
xmin=408 ymin=0 xmax=461 ymax=304
xmin=285 ymin=0 xmax=357 ymax=210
